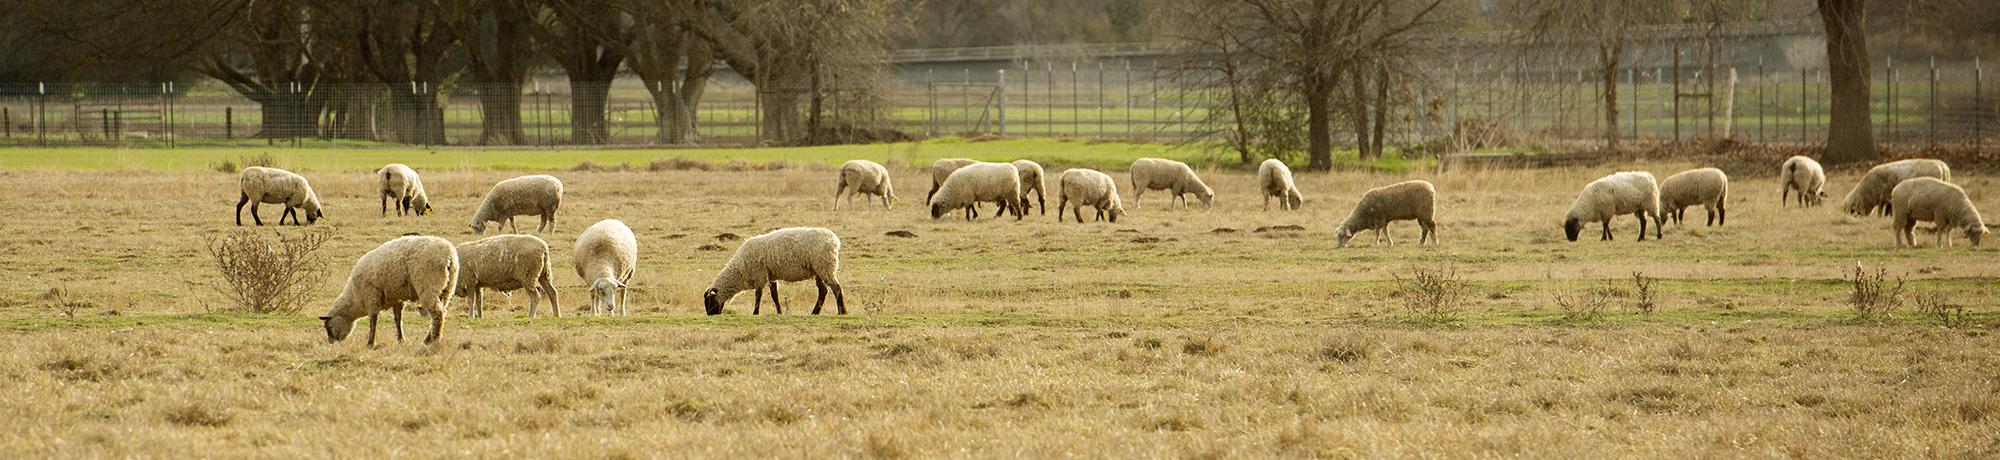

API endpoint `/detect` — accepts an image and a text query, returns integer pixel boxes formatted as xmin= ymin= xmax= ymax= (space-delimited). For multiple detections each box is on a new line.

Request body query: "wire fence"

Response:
xmin=2 ymin=55 xmax=1995 ymax=153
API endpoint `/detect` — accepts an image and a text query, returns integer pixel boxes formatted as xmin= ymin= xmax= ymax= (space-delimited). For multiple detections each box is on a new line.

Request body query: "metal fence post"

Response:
xmin=1070 ymin=62 xmax=1079 ymax=136
xmin=1096 ymin=61 xmax=1105 ymax=136
xmin=1125 ymin=60 xmax=1133 ymax=139
xmin=1929 ymin=55 xmax=1937 ymax=146
xmin=1978 ymin=57 xmax=1985 ymax=153
xmin=1757 ymin=57 xmax=1765 ymax=144
xmin=38 ymin=82 xmax=46 ymax=147
xmin=997 ymin=69 xmax=1007 ymax=135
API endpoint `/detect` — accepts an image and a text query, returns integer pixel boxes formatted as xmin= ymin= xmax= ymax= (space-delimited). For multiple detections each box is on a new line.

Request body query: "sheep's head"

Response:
xmin=1107 ymin=207 xmax=1124 ymax=223
xmin=1286 ymin=190 xmax=1303 ymax=210
xmin=589 ymin=278 xmax=623 ymax=312
xmin=887 ymin=195 xmax=898 ymax=210
xmin=1563 ymin=217 xmax=1582 ymax=242
xmin=1196 ymin=187 xmax=1215 ymax=209
xmin=1967 ymin=224 xmax=1990 ymax=247
xmin=302 ymin=200 xmax=324 ymax=224
xmin=320 ymin=314 xmax=356 ymax=343
xmin=702 ymin=287 xmax=732 ymax=315
xmin=412 ymin=194 xmax=432 ymax=216
xmin=470 ymin=220 xmax=488 ymax=235
xmin=929 ymin=204 xmax=947 ymax=220
xmin=1336 ymin=226 xmax=1356 ymax=248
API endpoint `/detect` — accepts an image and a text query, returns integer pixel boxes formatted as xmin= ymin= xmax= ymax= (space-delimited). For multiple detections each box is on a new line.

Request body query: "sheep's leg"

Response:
xmin=392 ymin=304 xmax=405 ymax=342
xmin=618 ymin=285 xmax=628 ymax=316
xmin=381 ymin=193 xmax=389 ymax=216
xmin=1717 ymin=199 xmax=1726 ymax=226
xmin=831 ymin=280 xmax=847 ymax=315
xmin=1131 ymin=188 xmax=1143 ymax=209
xmin=400 ymin=196 xmax=413 ymax=216
xmin=834 ymin=182 xmax=848 ymax=208
xmin=236 ymin=193 xmax=250 ymax=226
xmin=1601 ymin=220 xmax=1613 ymax=241
xmin=1782 ymin=187 xmax=1791 ymax=207
xmin=752 ymin=287 xmax=763 ymax=315
xmin=1384 ymin=227 xmax=1395 ymax=246
xmin=813 ymin=279 xmax=828 ymax=315
xmin=282 ymin=206 xmax=297 ymax=225
xmin=1636 ymin=211 xmax=1650 ymax=241
xmin=366 ymin=311 xmax=379 ymax=347
xmin=540 ymin=274 xmax=560 ymax=318
xmin=424 ymin=301 xmax=443 ymax=345
xmin=768 ymin=282 xmax=782 ymax=315
xmin=1035 ymin=188 xmax=1046 ymax=215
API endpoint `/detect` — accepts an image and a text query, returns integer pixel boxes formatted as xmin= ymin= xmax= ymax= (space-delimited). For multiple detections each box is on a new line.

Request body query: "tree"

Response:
xmin=686 ymin=0 xmax=904 ymax=145
xmin=1512 ymin=0 xmax=1681 ymax=152
xmin=335 ymin=0 xmax=461 ymax=144
xmin=537 ymin=0 xmax=630 ymax=144
xmin=445 ymin=0 xmax=538 ymax=145
xmin=198 ymin=0 xmax=329 ymax=140
xmin=626 ymin=0 xmax=716 ymax=145
xmin=1819 ymin=0 xmax=1875 ymax=164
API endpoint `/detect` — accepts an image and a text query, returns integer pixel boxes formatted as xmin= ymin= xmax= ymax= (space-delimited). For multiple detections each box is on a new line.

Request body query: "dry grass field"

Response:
xmin=1 ymin=142 xmax=1997 ymax=457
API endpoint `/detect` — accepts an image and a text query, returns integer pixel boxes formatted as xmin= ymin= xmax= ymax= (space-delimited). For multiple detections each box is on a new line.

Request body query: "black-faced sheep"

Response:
xmin=929 ymin=162 xmax=1024 ymax=221
xmin=1564 ymin=172 xmax=1663 ymax=242
xmin=1335 ymin=180 xmax=1436 ymax=247
xmin=471 ymin=175 xmax=563 ymax=234
xmin=1890 ymin=177 xmax=1989 ymax=248
xmin=1660 ymin=167 xmax=1729 ymax=227
xmin=1057 ymin=168 xmax=1125 ymax=223
xmin=1779 ymin=156 xmax=1826 ymax=207
xmin=835 ymin=159 xmax=897 ymax=209
xmin=574 ymin=219 xmax=637 ymax=316
xmin=237 ymin=166 xmax=324 ymax=226
xmin=1013 ymin=159 xmax=1047 ymax=215
xmin=1843 ymin=159 xmax=1950 ymax=217
xmin=378 ymin=163 xmax=432 ymax=217
xmin=1130 ymin=158 xmax=1213 ymax=209
xmin=703 ymin=227 xmax=845 ymax=316
xmin=320 ymin=235 xmax=458 ymax=346
xmin=455 ymin=234 xmax=560 ymax=318
xmin=1257 ymin=159 xmax=1303 ymax=211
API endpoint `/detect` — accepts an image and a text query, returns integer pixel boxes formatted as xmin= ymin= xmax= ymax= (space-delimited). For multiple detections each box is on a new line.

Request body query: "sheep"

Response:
xmin=928 ymin=162 xmax=1024 ymax=221
xmin=471 ymin=175 xmax=563 ymax=234
xmin=1256 ymin=159 xmax=1304 ymax=210
xmin=1779 ymin=155 xmax=1827 ymax=207
xmin=834 ymin=159 xmax=897 ymax=209
xmin=1564 ymin=171 xmax=1663 ymax=242
xmin=236 ymin=166 xmax=324 ymax=226
xmin=1012 ymin=159 xmax=1047 ymax=215
xmin=1842 ymin=159 xmax=1951 ymax=217
xmin=574 ymin=219 xmax=637 ymax=316
xmin=1130 ymin=157 xmax=1214 ymax=209
xmin=454 ymin=234 xmax=560 ymax=318
xmin=1057 ymin=168 xmax=1125 ymax=223
xmin=926 ymin=158 xmax=979 ymax=202
xmin=702 ymin=227 xmax=846 ymax=316
xmin=1659 ymin=167 xmax=1729 ymax=227
xmin=377 ymin=163 xmax=432 ymax=217
xmin=319 ymin=235 xmax=458 ymax=346
xmin=1890 ymin=177 xmax=1990 ymax=248
xmin=1334 ymin=180 xmax=1437 ymax=247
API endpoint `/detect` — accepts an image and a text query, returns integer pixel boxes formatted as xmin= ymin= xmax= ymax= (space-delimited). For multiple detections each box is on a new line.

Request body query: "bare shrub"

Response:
xmin=1848 ymin=263 xmax=1905 ymax=321
xmin=1393 ymin=266 xmax=1469 ymax=321
xmin=204 ymin=229 xmax=332 ymax=313
xmin=40 ymin=287 xmax=93 ymax=319
xmin=1554 ymin=281 xmax=1618 ymax=321
xmin=1631 ymin=272 xmax=1658 ymax=314
xmin=1914 ymin=291 xmax=1969 ymax=328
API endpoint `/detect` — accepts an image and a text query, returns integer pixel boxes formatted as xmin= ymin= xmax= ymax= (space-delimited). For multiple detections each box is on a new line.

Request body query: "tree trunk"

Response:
xmin=1599 ymin=44 xmax=1624 ymax=152
xmin=569 ymin=78 xmax=613 ymax=144
xmin=1351 ymin=69 xmax=1374 ymax=161
xmin=476 ymin=82 xmax=525 ymax=145
xmin=1305 ymin=77 xmax=1334 ymax=171
xmin=1370 ymin=64 xmax=1389 ymax=159
xmin=1819 ymin=0 xmax=1876 ymax=164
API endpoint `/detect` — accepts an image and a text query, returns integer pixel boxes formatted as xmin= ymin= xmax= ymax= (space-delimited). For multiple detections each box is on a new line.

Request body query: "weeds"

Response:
xmin=40 ymin=287 xmax=93 ymax=319
xmin=1554 ymin=281 xmax=1618 ymax=322
xmin=1393 ymin=265 xmax=1469 ymax=321
xmin=1848 ymin=263 xmax=1905 ymax=321
xmin=1631 ymin=272 xmax=1658 ymax=314
xmin=1914 ymin=291 xmax=1969 ymax=328
xmin=204 ymin=229 xmax=332 ymax=313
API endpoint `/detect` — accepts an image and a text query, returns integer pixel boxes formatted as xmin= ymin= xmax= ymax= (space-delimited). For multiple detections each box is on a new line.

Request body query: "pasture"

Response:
xmin=0 ymin=139 xmax=1996 ymax=457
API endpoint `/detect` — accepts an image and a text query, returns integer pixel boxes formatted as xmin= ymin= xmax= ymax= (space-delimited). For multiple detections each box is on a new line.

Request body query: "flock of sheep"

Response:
xmin=233 ymin=152 xmax=1983 ymax=346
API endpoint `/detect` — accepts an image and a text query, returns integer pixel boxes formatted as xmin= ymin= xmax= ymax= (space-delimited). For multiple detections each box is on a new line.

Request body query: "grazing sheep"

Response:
xmin=1564 ymin=171 xmax=1663 ymax=242
xmin=471 ymin=175 xmax=563 ymax=234
xmin=454 ymin=234 xmax=560 ymax=318
xmin=1890 ymin=177 xmax=1990 ymax=248
xmin=928 ymin=162 xmax=1024 ymax=221
xmin=1012 ymin=159 xmax=1047 ymax=215
xmin=574 ymin=219 xmax=637 ymax=316
xmin=834 ymin=159 xmax=897 ymax=209
xmin=702 ymin=227 xmax=845 ymax=316
xmin=927 ymin=158 xmax=980 ymax=202
xmin=1130 ymin=158 xmax=1214 ymax=209
xmin=1057 ymin=168 xmax=1125 ymax=223
xmin=236 ymin=166 xmax=324 ymax=226
xmin=1842 ymin=159 xmax=1951 ymax=217
xmin=1335 ymin=180 xmax=1437 ymax=247
xmin=319 ymin=235 xmax=458 ymax=346
xmin=1660 ymin=167 xmax=1729 ymax=227
xmin=378 ymin=163 xmax=432 ymax=217
xmin=1256 ymin=159 xmax=1304 ymax=210
xmin=1779 ymin=156 xmax=1826 ymax=207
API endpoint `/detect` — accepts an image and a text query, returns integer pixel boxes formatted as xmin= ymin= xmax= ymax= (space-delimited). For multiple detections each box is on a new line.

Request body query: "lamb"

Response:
xmin=1334 ymin=180 xmax=1437 ymax=247
xmin=1256 ymin=159 xmax=1304 ymax=210
xmin=454 ymin=234 xmax=560 ymax=318
xmin=834 ymin=159 xmax=897 ymax=209
xmin=928 ymin=162 xmax=1024 ymax=221
xmin=702 ymin=227 xmax=846 ymax=316
xmin=377 ymin=163 xmax=432 ymax=217
xmin=1659 ymin=167 xmax=1729 ymax=227
xmin=1564 ymin=172 xmax=1663 ymax=242
xmin=1890 ymin=177 xmax=1990 ymax=248
xmin=1056 ymin=168 xmax=1125 ymax=223
xmin=1129 ymin=157 xmax=1214 ymax=209
xmin=927 ymin=158 xmax=980 ymax=202
xmin=574 ymin=219 xmax=637 ymax=316
xmin=1842 ymin=159 xmax=1950 ymax=217
xmin=319 ymin=235 xmax=458 ymax=346
xmin=471 ymin=175 xmax=563 ymax=234
xmin=1779 ymin=156 xmax=1826 ymax=207
xmin=236 ymin=166 xmax=324 ymax=226
xmin=1012 ymin=159 xmax=1047 ymax=215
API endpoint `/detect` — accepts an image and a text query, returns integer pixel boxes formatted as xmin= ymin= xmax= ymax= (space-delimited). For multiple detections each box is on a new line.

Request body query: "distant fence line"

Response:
xmin=1 ymin=54 xmax=1995 ymax=152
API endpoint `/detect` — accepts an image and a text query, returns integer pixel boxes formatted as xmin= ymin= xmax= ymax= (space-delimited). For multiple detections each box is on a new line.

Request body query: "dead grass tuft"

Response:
xmin=1394 ymin=265 xmax=1469 ymax=321
xmin=162 ymin=401 xmax=233 ymax=427
xmin=1848 ymin=263 xmax=1905 ymax=321
xmin=1181 ymin=336 xmax=1228 ymax=356
xmin=1314 ymin=336 xmax=1375 ymax=363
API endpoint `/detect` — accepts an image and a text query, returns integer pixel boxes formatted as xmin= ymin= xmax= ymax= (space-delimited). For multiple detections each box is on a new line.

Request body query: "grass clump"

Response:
xmin=1848 ymin=263 xmax=1905 ymax=321
xmin=1393 ymin=265 xmax=1469 ymax=322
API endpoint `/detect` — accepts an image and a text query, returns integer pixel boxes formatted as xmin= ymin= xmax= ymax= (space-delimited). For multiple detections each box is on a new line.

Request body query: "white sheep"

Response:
xmin=574 ymin=219 xmax=637 ymax=316
xmin=1012 ymin=159 xmax=1047 ymax=215
xmin=1890 ymin=177 xmax=1990 ymax=248
xmin=702 ymin=227 xmax=846 ymax=316
xmin=1779 ymin=155 xmax=1826 ymax=207
xmin=454 ymin=234 xmax=559 ymax=318
xmin=377 ymin=163 xmax=432 ymax=217
xmin=471 ymin=175 xmax=563 ymax=234
xmin=1256 ymin=159 xmax=1303 ymax=210
xmin=1130 ymin=158 xmax=1214 ymax=209
xmin=834 ymin=159 xmax=897 ymax=209
xmin=1057 ymin=168 xmax=1125 ymax=223
xmin=926 ymin=158 xmax=979 ymax=202
xmin=1660 ymin=167 xmax=1729 ymax=227
xmin=1564 ymin=171 xmax=1663 ymax=242
xmin=1335 ymin=180 xmax=1437 ymax=247
xmin=928 ymin=162 xmax=1024 ymax=221
xmin=1843 ymin=159 xmax=1951 ymax=217
xmin=236 ymin=166 xmax=324 ymax=226
xmin=319 ymin=235 xmax=458 ymax=346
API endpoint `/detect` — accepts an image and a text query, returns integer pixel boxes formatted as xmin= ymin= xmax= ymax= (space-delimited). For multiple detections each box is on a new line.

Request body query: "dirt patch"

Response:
xmin=885 ymin=230 xmax=918 ymax=238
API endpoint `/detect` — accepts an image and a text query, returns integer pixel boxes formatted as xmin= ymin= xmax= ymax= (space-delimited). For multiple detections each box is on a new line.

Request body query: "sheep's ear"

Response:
xmin=318 ymin=316 xmax=331 ymax=321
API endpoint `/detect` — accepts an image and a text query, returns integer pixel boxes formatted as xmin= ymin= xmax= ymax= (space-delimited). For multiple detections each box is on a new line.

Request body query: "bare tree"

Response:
xmin=1513 ymin=0 xmax=1681 ymax=152
xmin=537 ymin=0 xmax=630 ymax=145
xmin=1819 ymin=0 xmax=1875 ymax=164
xmin=445 ymin=0 xmax=537 ymax=145
xmin=685 ymin=0 xmax=905 ymax=145
xmin=626 ymin=0 xmax=716 ymax=145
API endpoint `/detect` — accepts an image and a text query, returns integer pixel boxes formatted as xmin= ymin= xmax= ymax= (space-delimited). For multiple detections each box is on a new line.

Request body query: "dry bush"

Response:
xmin=40 ymin=287 xmax=93 ymax=319
xmin=1914 ymin=291 xmax=1969 ymax=328
xmin=1631 ymin=272 xmax=1658 ymax=314
xmin=1848 ymin=263 xmax=1905 ymax=321
xmin=1393 ymin=266 xmax=1469 ymax=321
xmin=204 ymin=229 xmax=332 ymax=313
xmin=1554 ymin=281 xmax=1618 ymax=322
